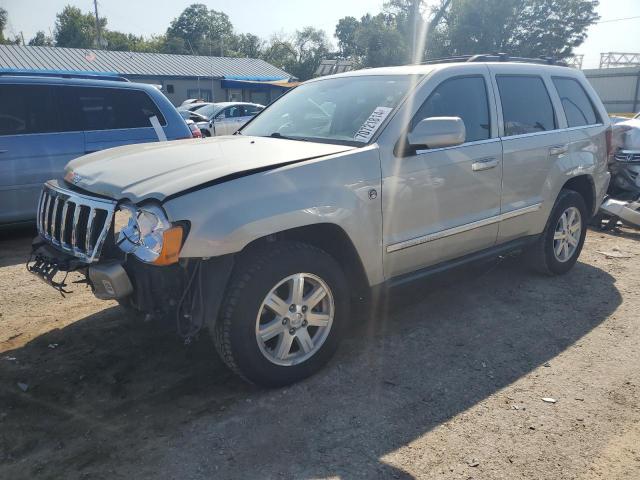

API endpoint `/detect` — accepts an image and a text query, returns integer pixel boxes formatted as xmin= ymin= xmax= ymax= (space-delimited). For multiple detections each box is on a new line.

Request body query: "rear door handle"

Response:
xmin=0 ymin=149 xmax=7 ymax=154
xmin=472 ymin=157 xmax=499 ymax=172
xmin=549 ymin=145 xmax=568 ymax=156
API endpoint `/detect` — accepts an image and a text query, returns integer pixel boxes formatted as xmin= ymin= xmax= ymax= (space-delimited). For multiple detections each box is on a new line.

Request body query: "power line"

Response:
xmin=596 ymin=15 xmax=640 ymax=24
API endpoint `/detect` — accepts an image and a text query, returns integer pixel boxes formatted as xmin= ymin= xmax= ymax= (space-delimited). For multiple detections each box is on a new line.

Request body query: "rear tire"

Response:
xmin=527 ymin=189 xmax=588 ymax=275
xmin=212 ymin=241 xmax=349 ymax=387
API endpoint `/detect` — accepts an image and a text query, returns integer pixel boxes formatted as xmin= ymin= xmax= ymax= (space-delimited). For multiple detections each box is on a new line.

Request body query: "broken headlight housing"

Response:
xmin=114 ymin=203 xmax=182 ymax=265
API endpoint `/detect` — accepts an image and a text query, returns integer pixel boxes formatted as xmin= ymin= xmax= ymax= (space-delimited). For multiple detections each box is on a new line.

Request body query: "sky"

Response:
xmin=2 ymin=0 xmax=639 ymax=69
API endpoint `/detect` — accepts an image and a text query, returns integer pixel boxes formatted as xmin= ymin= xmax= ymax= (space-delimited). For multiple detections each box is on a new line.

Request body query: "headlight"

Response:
xmin=115 ymin=203 xmax=183 ymax=265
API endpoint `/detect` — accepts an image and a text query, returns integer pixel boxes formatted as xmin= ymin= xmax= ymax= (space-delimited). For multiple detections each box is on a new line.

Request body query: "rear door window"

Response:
xmin=0 ymin=84 xmax=59 ymax=136
xmin=244 ymin=105 xmax=263 ymax=115
xmin=552 ymin=77 xmax=600 ymax=127
xmin=496 ymin=76 xmax=556 ymax=137
xmin=412 ymin=76 xmax=491 ymax=143
xmin=62 ymin=86 xmax=166 ymax=131
xmin=225 ymin=106 xmax=242 ymax=118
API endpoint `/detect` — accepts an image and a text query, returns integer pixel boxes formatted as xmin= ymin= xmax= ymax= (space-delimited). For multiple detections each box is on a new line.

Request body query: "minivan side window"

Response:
xmin=412 ymin=76 xmax=491 ymax=143
xmin=496 ymin=76 xmax=556 ymax=137
xmin=0 ymin=84 xmax=59 ymax=136
xmin=552 ymin=77 xmax=600 ymax=127
xmin=62 ymin=87 xmax=166 ymax=132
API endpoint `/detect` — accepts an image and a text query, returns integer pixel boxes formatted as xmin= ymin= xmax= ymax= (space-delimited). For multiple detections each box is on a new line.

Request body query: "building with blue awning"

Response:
xmin=0 ymin=45 xmax=296 ymax=106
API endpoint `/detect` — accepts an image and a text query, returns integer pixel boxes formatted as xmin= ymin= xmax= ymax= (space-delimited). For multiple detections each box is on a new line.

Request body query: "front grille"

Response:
xmin=614 ymin=150 xmax=640 ymax=163
xmin=37 ymin=180 xmax=117 ymax=263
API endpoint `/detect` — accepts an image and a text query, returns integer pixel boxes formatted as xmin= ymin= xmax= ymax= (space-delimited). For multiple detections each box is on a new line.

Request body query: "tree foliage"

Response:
xmin=428 ymin=0 xmax=600 ymax=59
xmin=0 ymin=7 xmax=21 ymax=45
xmin=336 ymin=13 xmax=407 ymax=68
xmin=164 ymin=3 xmax=234 ymax=55
xmin=54 ymin=5 xmax=105 ymax=48
xmin=336 ymin=0 xmax=598 ymax=67
xmin=28 ymin=31 xmax=53 ymax=46
xmin=0 ymin=7 xmax=7 ymax=43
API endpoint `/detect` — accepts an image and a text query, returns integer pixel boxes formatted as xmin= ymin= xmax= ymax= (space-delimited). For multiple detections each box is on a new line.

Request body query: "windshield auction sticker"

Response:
xmin=354 ymin=106 xmax=393 ymax=142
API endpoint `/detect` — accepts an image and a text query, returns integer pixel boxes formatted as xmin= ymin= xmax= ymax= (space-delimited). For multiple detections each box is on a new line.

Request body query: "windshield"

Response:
xmin=194 ymin=104 xmax=223 ymax=119
xmin=241 ymin=75 xmax=417 ymax=145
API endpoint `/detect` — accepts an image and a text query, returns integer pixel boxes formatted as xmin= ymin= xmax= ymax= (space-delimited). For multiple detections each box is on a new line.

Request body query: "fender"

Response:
xmin=162 ymin=145 xmax=386 ymax=286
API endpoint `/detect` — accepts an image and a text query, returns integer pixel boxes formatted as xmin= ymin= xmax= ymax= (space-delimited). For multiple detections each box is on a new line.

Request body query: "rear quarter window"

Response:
xmin=0 ymin=84 xmax=59 ymax=136
xmin=552 ymin=77 xmax=600 ymax=127
xmin=496 ymin=75 xmax=556 ymax=137
xmin=61 ymin=86 xmax=166 ymax=132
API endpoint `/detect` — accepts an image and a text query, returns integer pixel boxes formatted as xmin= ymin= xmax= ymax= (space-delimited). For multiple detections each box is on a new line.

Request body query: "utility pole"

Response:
xmin=20 ymin=31 xmax=25 ymax=45
xmin=93 ymin=0 xmax=103 ymax=49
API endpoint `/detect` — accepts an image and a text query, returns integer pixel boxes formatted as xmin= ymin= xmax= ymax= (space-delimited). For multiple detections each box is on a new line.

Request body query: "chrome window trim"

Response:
xmin=499 ymin=123 xmax=605 ymax=141
xmin=414 ymin=138 xmax=501 ymax=155
xmin=386 ymin=203 xmax=542 ymax=253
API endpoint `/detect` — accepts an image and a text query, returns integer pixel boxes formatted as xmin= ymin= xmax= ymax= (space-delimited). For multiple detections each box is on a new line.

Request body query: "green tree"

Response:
xmin=54 ymin=5 xmax=105 ymax=48
xmin=28 ymin=31 xmax=54 ymax=46
xmin=262 ymin=35 xmax=298 ymax=72
xmin=0 ymin=7 xmax=21 ymax=45
xmin=335 ymin=16 xmax=361 ymax=57
xmin=231 ymin=33 xmax=264 ymax=58
xmin=289 ymin=27 xmax=331 ymax=80
xmin=165 ymin=4 xmax=233 ymax=55
xmin=335 ymin=13 xmax=407 ymax=68
xmin=335 ymin=0 xmax=597 ymax=67
xmin=0 ymin=7 xmax=7 ymax=43
xmin=103 ymin=30 xmax=147 ymax=51
xmin=427 ymin=0 xmax=599 ymax=59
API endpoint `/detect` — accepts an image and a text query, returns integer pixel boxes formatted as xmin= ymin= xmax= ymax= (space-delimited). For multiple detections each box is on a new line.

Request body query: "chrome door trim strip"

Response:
xmin=414 ymin=138 xmax=501 ymax=156
xmin=386 ymin=203 xmax=542 ymax=253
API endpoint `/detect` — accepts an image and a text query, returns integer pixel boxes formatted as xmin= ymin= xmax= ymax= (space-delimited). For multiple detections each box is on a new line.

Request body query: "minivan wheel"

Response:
xmin=527 ymin=189 xmax=588 ymax=275
xmin=212 ymin=242 xmax=348 ymax=387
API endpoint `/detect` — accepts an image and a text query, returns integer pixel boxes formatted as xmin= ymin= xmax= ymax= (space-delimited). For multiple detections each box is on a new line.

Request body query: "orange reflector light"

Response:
xmin=153 ymin=226 xmax=184 ymax=266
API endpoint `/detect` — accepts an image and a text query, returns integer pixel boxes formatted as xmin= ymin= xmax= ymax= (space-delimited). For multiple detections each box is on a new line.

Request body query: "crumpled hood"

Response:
xmin=65 ymin=136 xmax=354 ymax=202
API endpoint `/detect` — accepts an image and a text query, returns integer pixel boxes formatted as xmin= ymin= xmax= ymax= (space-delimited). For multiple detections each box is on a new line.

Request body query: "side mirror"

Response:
xmin=407 ymin=117 xmax=466 ymax=149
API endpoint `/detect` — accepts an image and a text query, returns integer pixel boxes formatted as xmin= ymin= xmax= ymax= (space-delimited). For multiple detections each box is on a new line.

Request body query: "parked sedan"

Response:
xmin=178 ymin=102 xmax=211 ymax=113
xmin=192 ymin=102 xmax=264 ymax=136
xmin=178 ymin=109 xmax=209 ymax=123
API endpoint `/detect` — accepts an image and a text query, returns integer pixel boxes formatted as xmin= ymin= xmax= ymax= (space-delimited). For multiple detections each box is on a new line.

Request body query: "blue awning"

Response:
xmin=224 ymin=75 xmax=289 ymax=81
xmin=221 ymin=77 xmax=298 ymax=91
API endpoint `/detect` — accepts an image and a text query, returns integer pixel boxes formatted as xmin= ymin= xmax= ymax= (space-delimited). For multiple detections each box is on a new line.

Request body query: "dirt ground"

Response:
xmin=0 ymin=226 xmax=639 ymax=480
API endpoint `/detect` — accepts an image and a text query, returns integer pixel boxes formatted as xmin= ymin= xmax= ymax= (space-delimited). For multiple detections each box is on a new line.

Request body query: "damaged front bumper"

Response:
xmin=28 ymin=236 xmax=234 ymax=339
xmin=28 ymin=237 xmax=133 ymax=300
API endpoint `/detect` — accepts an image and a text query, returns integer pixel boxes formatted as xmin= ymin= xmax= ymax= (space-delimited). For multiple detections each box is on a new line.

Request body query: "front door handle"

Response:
xmin=472 ymin=157 xmax=499 ymax=172
xmin=549 ymin=145 xmax=568 ymax=156
xmin=0 ymin=149 xmax=8 ymax=154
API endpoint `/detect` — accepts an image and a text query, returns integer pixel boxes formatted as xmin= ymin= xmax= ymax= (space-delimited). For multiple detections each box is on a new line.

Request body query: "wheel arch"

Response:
xmin=561 ymin=174 xmax=597 ymax=217
xmin=241 ymin=223 xmax=371 ymax=300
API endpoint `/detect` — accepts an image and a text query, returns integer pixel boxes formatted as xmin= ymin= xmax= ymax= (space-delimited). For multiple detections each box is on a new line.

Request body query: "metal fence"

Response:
xmin=584 ymin=67 xmax=640 ymax=114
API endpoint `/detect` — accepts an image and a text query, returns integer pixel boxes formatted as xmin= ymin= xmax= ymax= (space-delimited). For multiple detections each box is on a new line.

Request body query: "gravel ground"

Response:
xmin=0 ymin=226 xmax=639 ymax=480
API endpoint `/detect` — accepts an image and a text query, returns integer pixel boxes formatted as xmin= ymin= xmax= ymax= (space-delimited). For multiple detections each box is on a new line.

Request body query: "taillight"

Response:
xmin=189 ymin=124 xmax=202 ymax=138
xmin=605 ymin=126 xmax=613 ymax=158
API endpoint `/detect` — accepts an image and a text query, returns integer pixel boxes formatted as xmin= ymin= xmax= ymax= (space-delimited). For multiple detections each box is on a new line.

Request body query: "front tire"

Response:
xmin=527 ymin=189 xmax=588 ymax=275
xmin=212 ymin=242 xmax=349 ymax=387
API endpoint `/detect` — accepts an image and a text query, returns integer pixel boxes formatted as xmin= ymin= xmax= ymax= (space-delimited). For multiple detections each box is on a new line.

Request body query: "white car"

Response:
xmin=192 ymin=102 xmax=264 ymax=136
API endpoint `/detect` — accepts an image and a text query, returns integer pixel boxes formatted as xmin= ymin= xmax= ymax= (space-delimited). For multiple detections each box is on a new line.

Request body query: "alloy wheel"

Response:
xmin=553 ymin=206 xmax=582 ymax=263
xmin=255 ymin=273 xmax=335 ymax=366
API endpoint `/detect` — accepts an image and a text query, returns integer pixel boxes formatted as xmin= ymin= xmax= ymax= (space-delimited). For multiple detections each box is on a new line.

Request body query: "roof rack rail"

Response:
xmin=419 ymin=53 xmax=568 ymax=67
xmin=0 ymin=68 xmax=130 ymax=82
